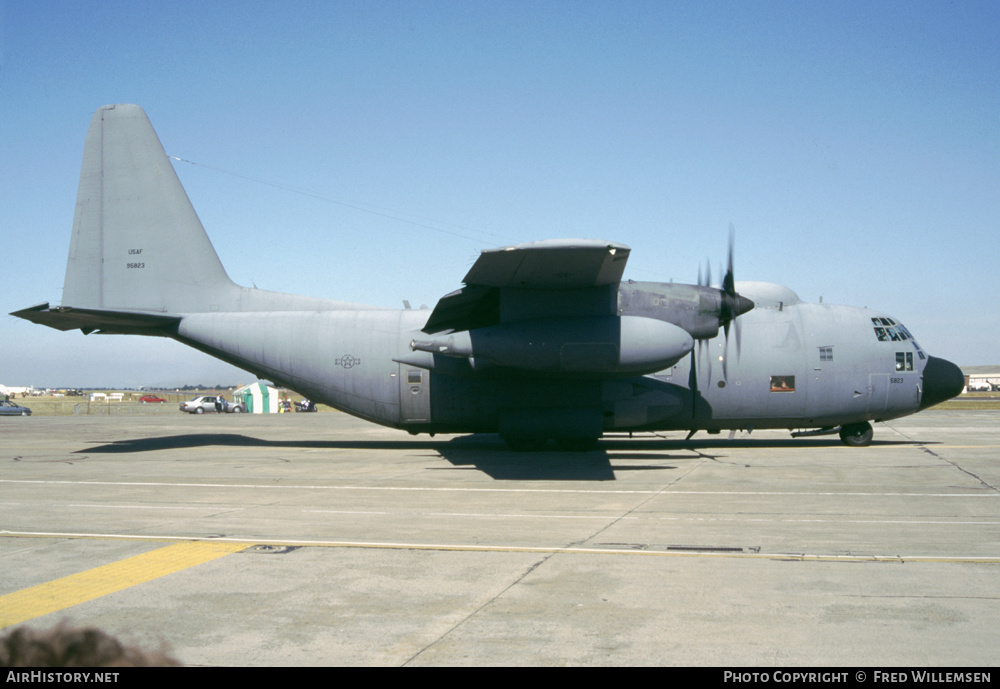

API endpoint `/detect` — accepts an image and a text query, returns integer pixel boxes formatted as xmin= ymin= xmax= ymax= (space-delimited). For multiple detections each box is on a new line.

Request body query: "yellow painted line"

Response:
xmin=0 ymin=541 xmax=245 ymax=628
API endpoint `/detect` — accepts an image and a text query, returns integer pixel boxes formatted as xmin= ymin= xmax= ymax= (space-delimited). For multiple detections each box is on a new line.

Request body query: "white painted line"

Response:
xmin=2 ymin=529 xmax=998 ymax=563
xmin=2 ymin=479 xmax=996 ymax=498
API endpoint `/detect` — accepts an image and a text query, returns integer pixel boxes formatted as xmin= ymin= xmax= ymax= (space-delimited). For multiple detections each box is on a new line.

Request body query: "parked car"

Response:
xmin=138 ymin=394 xmax=167 ymax=403
xmin=180 ymin=395 xmax=243 ymax=414
xmin=0 ymin=400 xmax=32 ymax=416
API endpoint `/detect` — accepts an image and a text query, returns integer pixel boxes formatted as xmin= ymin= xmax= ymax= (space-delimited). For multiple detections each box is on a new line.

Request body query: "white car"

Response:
xmin=180 ymin=396 xmax=243 ymax=414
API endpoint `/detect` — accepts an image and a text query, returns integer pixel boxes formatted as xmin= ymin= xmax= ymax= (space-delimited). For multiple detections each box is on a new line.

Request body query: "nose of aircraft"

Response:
xmin=919 ymin=356 xmax=965 ymax=410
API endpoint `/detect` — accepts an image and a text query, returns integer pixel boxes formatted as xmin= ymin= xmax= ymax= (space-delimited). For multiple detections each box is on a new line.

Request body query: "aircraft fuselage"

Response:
xmin=169 ymin=280 xmax=947 ymax=441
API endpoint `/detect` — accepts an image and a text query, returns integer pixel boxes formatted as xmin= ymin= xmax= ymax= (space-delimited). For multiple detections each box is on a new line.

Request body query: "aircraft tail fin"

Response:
xmin=62 ymin=104 xmax=238 ymax=315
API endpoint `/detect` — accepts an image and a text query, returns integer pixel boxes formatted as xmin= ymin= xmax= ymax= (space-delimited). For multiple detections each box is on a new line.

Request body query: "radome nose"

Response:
xmin=919 ymin=356 xmax=964 ymax=410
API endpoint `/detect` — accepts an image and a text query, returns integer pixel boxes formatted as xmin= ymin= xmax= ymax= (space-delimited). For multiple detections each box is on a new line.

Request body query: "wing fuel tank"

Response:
xmin=410 ymin=315 xmax=693 ymax=377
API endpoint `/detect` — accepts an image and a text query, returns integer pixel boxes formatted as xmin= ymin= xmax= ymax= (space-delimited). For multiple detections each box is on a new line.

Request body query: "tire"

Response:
xmin=231 ymin=406 xmax=242 ymax=413
xmin=839 ymin=422 xmax=873 ymax=447
xmin=195 ymin=407 xmax=204 ymax=414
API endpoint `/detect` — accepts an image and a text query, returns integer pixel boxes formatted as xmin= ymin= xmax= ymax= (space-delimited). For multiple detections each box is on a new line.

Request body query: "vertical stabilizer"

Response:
xmin=63 ymin=104 xmax=237 ymax=314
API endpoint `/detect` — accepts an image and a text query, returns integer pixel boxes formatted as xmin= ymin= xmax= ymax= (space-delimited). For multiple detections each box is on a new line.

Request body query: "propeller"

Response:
xmin=718 ymin=225 xmax=754 ymax=381
xmin=695 ymin=258 xmax=713 ymax=385
xmin=691 ymin=227 xmax=754 ymax=405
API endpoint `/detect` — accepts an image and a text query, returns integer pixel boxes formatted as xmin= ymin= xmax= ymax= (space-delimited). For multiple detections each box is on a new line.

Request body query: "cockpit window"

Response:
xmin=872 ymin=317 xmax=910 ymax=343
xmin=874 ymin=318 xmax=927 ymax=360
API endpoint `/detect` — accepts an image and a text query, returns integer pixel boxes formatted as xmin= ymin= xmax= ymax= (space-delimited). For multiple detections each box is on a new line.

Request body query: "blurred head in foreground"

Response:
xmin=0 ymin=623 xmax=181 ymax=667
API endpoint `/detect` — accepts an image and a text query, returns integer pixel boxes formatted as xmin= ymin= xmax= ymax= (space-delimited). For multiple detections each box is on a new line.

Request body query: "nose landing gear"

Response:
xmin=839 ymin=421 xmax=874 ymax=447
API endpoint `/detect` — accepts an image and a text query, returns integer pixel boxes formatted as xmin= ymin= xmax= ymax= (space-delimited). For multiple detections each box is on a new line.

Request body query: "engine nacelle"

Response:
xmin=411 ymin=315 xmax=693 ymax=377
xmin=618 ymin=281 xmax=754 ymax=340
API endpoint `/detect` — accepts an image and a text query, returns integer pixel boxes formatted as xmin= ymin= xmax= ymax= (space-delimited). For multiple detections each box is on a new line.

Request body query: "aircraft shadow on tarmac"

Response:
xmin=74 ymin=432 xmax=924 ymax=482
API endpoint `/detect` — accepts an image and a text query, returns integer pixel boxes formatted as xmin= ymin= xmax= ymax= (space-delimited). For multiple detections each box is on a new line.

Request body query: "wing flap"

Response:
xmin=421 ymin=285 xmax=499 ymax=334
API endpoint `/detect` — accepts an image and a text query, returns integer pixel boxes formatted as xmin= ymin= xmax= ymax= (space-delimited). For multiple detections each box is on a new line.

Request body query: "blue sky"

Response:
xmin=2 ymin=0 xmax=998 ymax=388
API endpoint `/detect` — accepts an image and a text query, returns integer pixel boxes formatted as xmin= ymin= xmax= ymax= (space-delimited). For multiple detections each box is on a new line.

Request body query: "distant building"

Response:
xmin=961 ymin=366 xmax=1000 ymax=392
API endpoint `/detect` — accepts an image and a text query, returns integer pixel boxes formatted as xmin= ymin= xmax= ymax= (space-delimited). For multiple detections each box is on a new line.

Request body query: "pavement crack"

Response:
xmin=884 ymin=422 xmax=999 ymax=493
xmin=401 ymin=554 xmax=552 ymax=666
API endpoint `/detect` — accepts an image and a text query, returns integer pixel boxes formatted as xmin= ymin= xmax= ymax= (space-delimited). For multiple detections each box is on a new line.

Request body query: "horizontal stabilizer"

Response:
xmin=10 ymin=303 xmax=180 ymax=336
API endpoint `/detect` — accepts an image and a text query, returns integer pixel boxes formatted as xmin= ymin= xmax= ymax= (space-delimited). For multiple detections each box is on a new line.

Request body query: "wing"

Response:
xmin=409 ymin=239 xmax=692 ymax=379
xmin=422 ymin=239 xmax=630 ymax=334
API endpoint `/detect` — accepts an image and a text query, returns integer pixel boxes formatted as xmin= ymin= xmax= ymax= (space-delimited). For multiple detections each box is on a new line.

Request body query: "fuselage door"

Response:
xmin=868 ymin=374 xmax=889 ymax=415
xmin=399 ymin=366 xmax=432 ymax=423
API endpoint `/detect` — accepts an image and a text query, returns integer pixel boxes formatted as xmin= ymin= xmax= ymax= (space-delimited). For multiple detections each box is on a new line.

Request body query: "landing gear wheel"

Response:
xmin=503 ymin=436 xmax=548 ymax=452
xmin=839 ymin=421 xmax=873 ymax=447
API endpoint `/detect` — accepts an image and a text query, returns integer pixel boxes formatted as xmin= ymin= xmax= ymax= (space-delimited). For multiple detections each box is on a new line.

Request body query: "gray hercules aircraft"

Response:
xmin=13 ymin=104 xmax=964 ymax=450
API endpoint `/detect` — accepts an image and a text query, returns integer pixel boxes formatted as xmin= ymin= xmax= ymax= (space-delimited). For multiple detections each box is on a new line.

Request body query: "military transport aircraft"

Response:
xmin=13 ymin=104 xmax=964 ymax=450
